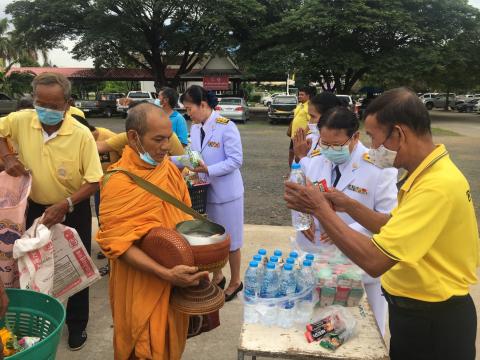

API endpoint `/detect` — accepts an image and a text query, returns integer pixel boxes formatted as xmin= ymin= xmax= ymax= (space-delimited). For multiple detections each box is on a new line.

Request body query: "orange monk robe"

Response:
xmin=96 ymin=145 xmax=192 ymax=360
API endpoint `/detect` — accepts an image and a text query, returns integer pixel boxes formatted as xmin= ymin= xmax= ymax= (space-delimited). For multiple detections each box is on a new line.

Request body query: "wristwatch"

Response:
xmin=66 ymin=197 xmax=74 ymax=213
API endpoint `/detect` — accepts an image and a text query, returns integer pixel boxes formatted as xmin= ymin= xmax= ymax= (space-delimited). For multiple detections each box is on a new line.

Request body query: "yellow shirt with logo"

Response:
xmin=290 ymin=100 xmax=310 ymax=139
xmin=105 ymin=132 xmax=185 ymax=157
xmin=0 ymin=109 xmax=103 ymax=205
xmin=372 ymin=144 xmax=479 ymax=302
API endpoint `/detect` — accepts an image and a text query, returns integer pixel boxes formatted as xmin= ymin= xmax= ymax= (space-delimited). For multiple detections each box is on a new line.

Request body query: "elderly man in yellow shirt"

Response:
xmin=0 ymin=73 xmax=103 ymax=351
xmin=285 ymin=88 xmax=478 ymax=360
xmin=288 ymin=86 xmax=316 ymax=166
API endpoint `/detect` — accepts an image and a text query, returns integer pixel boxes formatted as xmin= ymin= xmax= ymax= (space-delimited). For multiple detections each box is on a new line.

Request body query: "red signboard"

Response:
xmin=203 ymin=76 xmax=229 ymax=90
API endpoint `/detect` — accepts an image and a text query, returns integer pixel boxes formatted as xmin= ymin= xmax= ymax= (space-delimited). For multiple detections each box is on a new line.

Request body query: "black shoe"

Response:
xmin=68 ymin=330 xmax=87 ymax=351
xmin=97 ymin=251 xmax=106 ymax=260
xmin=99 ymin=264 xmax=110 ymax=277
xmin=216 ymin=277 xmax=226 ymax=290
xmin=225 ymin=282 xmax=243 ymax=302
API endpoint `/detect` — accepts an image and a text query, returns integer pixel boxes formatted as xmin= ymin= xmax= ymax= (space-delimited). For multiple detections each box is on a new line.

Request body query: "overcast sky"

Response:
xmin=0 ymin=0 xmax=480 ymax=67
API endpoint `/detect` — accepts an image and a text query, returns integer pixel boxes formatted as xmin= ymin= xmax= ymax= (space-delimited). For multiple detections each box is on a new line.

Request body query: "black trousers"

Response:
xmin=389 ymin=293 xmax=477 ymax=360
xmin=26 ymin=199 xmax=92 ymax=333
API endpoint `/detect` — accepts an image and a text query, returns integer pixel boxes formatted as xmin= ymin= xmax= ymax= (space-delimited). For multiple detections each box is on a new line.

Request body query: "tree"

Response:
xmin=7 ymin=0 xmax=264 ymax=90
xmin=236 ymin=0 xmax=480 ymax=93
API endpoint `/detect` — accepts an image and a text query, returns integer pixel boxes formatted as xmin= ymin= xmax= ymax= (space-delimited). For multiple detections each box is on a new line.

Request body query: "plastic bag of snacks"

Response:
xmin=304 ymin=305 xmax=356 ymax=351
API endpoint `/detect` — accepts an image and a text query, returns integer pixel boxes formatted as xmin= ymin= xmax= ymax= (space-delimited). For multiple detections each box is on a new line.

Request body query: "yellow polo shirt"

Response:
xmin=96 ymin=127 xmax=120 ymax=173
xmin=290 ymin=101 xmax=310 ymax=139
xmin=0 ymin=109 xmax=103 ymax=205
xmin=372 ymin=144 xmax=479 ymax=302
xmin=67 ymin=106 xmax=85 ymax=119
xmin=105 ymin=132 xmax=185 ymax=156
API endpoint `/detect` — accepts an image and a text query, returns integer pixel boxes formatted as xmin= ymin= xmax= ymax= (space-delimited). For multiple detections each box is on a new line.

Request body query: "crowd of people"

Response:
xmin=0 ymin=72 xmax=477 ymax=360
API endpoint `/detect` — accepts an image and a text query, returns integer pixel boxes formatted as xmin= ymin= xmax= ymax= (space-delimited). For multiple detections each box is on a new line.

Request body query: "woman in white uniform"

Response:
xmin=181 ymin=86 xmax=245 ymax=301
xmin=296 ymin=106 xmax=398 ymax=335
xmin=293 ymin=92 xmax=342 ymax=171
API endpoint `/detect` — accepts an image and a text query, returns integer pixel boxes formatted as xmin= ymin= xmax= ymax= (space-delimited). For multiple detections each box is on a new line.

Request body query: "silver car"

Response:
xmin=216 ymin=97 xmax=249 ymax=123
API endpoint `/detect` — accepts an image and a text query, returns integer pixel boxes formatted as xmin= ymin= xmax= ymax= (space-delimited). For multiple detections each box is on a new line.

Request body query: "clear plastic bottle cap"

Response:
xmin=253 ymin=255 xmax=262 ymax=262
xmin=289 ymin=251 xmax=299 ymax=259
xmin=283 ymin=264 xmax=293 ymax=271
xmin=258 ymin=249 xmax=267 ymax=255
xmin=306 ymin=254 xmax=314 ymax=261
xmin=269 ymin=256 xmax=279 ymax=263
xmin=286 ymin=257 xmax=295 ymax=265
xmin=291 ymin=163 xmax=301 ymax=169
xmin=274 ymin=250 xmax=282 ymax=257
xmin=303 ymin=260 xmax=312 ymax=267
xmin=266 ymin=262 xmax=276 ymax=270
xmin=249 ymin=261 xmax=259 ymax=268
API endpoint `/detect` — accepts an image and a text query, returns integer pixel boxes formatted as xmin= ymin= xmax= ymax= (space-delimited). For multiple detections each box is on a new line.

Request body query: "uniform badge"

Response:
xmin=207 ymin=141 xmax=220 ymax=148
xmin=57 ymin=167 xmax=67 ymax=178
xmin=363 ymin=152 xmax=374 ymax=164
xmin=347 ymin=184 xmax=368 ymax=195
xmin=310 ymin=149 xmax=321 ymax=158
xmin=216 ymin=117 xmax=230 ymax=125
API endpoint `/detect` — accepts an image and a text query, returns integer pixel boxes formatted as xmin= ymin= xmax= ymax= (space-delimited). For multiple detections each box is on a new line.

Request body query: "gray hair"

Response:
xmin=31 ymin=72 xmax=72 ymax=101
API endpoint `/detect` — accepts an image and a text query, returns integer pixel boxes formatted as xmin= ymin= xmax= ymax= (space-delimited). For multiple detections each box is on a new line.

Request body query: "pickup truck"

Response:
xmin=0 ymin=93 xmax=18 ymax=115
xmin=422 ymin=93 xmax=457 ymax=110
xmin=268 ymin=95 xmax=298 ymax=124
xmin=117 ymin=91 xmax=157 ymax=118
xmin=75 ymin=93 xmax=125 ymax=118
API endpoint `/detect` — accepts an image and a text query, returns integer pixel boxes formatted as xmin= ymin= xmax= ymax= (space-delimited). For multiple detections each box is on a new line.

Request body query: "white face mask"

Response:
xmin=307 ymin=124 xmax=319 ymax=134
xmin=368 ymin=144 xmax=397 ymax=169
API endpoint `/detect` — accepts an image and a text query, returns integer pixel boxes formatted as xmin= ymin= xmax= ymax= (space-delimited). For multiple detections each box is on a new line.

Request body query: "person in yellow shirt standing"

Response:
xmin=0 ymin=73 xmax=103 ymax=351
xmin=289 ymin=86 xmax=316 ymax=166
xmin=285 ymin=88 xmax=478 ymax=360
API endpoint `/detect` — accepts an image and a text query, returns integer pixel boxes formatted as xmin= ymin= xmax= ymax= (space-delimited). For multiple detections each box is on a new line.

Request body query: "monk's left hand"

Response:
xmin=190 ymin=160 xmax=209 ymax=174
xmin=41 ymin=200 xmax=69 ymax=228
xmin=168 ymin=265 xmax=209 ymax=288
xmin=284 ymin=180 xmax=330 ymax=215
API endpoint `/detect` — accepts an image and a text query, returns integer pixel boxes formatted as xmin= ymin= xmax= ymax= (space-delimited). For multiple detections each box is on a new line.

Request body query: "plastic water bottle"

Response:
xmin=296 ymin=260 xmax=316 ymax=323
xmin=289 ymin=163 xmax=313 ymax=231
xmin=277 ymin=264 xmax=297 ymax=328
xmin=259 ymin=262 xmax=280 ymax=326
xmin=252 ymin=254 xmax=262 ymax=264
xmin=305 ymin=253 xmax=315 ymax=263
xmin=274 ymin=249 xmax=283 ymax=263
xmin=285 ymin=257 xmax=295 ymax=266
xmin=260 ymin=262 xmax=279 ymax=298
xmin=257 ymin=249 xmax=268 ymax=264
xmin=243 ymin=261 xmax=260 ymax=324
xmin=289 ymin=251 xmax=299 ymax=264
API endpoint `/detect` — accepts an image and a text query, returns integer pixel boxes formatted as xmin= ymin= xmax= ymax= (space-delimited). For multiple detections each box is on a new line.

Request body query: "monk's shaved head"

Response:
xmin=125 ymin=102 xmax=170 ymax=137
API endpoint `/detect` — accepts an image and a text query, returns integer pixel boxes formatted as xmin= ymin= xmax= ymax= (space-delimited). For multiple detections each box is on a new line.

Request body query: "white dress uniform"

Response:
xmin=296 ymin=141 xmax=398 ymax=335
xmin=298 ymin=125 xmax=320 ymax=173
xmin=190 ymin=110 xmax=244 ymax=251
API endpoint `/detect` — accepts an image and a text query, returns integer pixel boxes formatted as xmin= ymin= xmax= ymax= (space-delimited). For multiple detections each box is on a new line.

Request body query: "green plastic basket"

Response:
xmin=1 ymin=289 xmax=66 ymax=360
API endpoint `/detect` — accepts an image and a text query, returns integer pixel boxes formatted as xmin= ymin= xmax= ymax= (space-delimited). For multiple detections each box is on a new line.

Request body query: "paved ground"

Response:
xmin=53 ymin=110 xmax=480 ymax=359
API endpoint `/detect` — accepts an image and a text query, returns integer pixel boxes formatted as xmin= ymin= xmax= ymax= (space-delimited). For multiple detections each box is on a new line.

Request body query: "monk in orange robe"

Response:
xmin=96 ymin=103 xmax=207 ymax=360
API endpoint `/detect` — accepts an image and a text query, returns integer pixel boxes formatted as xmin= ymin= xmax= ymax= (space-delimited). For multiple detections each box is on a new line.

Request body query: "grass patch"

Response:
xmin=431 ymin=127 xmax=462 ymax=136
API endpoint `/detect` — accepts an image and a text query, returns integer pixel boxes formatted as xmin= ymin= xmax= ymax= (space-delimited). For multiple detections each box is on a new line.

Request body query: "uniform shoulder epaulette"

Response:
xmin=216 ymin=117 xmax=230 ymax=125
xmin=362 ymin=152 xmax=375 ymax=164
xmin=310 ymin=149 xmax=321 ymax=157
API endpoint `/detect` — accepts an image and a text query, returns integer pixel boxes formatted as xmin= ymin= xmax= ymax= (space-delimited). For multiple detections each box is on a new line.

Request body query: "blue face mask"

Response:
xmin=322 ymin=146 xmax=351 ymax=164
xmin=135 ymin=133 xmax=158 ymax=166
xmin=153 ymin=99 xmax=161 ymax=107
xmin=34 ymin=105 xmax=65 ymax=125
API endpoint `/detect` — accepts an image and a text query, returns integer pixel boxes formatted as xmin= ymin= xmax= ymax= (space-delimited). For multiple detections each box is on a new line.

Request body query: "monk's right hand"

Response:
xmin=168 ymin=265 xmax=209 ymax=288
xmin=3 ymin=154 xmax=28 ymax=177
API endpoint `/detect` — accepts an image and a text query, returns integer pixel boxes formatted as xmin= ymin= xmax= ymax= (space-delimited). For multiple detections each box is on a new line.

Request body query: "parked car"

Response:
xmin=456 ymin=99 xmax=479 ymax=112
xmin=75 ymin=92 xmax=125 ymax=118
xmin=474 ymin=102 xmax=480 ymax=113
xmin=268 ymin=95 xmax=298 ymax=124
xmin=117 ymin=91 xmax=157 ymax=118
xmin=263 ymin=93 xmax=286 ymax=107
xmin=0 ymin=93 xmax=18 ymax=115
xmin=215 ymin=97 xmax=249 ymax=123
xmin=422 ymin=93 xmax=456 ymax=110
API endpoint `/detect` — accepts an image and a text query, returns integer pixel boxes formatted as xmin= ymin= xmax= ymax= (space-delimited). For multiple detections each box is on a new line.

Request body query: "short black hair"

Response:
xmin=125 ymin=102 xmax=157 ymax=137
xmin=180 ymin=85 xmax=219 ymax=109
xmin=310 ymin=92 xmax=343 ymax=115
xmin=160 ymin=87 xmax=178 ymax=109
xmin=364 ymin=87 xmax=431 ymax=135
xmin=318 ymin=106 xmax=359 ymax=137
xmin=72 ymin=114 xmax=96 ymax=132
xmin=299 ymin=86 xmax=317 ymax=97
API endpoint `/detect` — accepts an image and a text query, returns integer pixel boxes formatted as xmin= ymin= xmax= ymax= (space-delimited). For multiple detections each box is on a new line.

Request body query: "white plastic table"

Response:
xmin=237 ymin=299 xmax=389 ymax=360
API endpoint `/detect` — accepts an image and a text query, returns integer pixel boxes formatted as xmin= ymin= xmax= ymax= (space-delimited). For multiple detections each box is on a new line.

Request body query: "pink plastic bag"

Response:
xmin=0 ymin=172 xmax=31 ymax=288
